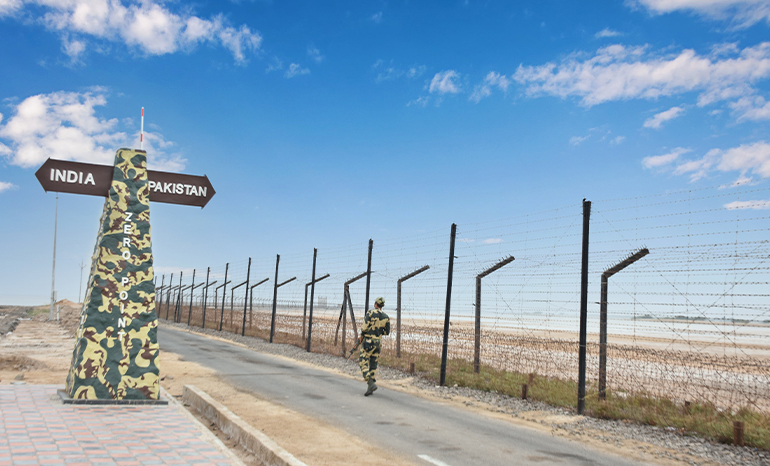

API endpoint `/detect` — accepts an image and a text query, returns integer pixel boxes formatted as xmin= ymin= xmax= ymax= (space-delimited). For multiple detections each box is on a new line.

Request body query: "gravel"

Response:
xmin=167 ymin=322 xmax=770 ymax=466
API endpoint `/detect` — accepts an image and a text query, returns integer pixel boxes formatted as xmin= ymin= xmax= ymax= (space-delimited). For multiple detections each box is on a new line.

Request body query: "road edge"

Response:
xmin=183 ymin=384 xmax=308 ymax=466
xmin=161 ymin=386 xmax=247 ymax=466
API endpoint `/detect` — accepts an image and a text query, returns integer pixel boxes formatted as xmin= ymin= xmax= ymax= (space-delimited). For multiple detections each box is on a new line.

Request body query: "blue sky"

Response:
xmin=1 ymin=0 xmax=770 ymax=305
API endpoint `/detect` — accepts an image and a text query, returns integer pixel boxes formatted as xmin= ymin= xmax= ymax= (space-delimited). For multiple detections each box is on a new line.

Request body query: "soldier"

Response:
xmin=359 ymin=296 xmax=390 ymax=396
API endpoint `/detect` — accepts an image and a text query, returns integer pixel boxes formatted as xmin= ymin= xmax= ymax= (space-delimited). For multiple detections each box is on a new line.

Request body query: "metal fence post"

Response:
xmin=174 ymin=271 xmax=183 ymax=322
xmin=202 ymin=268 xmax=211 ymax=329
xmin=578 ymin=199 xmax=591 ymax=415
xmin=241 ymin=257 xmax=251 ymax=336
xmin=157 ymin=275 xmax=165 ymax=316
xmin=307 ymin=248 xmax=317 ymax=352
xmin=474 ymin=256 xmax=515 ymax=373
xmin=166 ymin=273 xmax=173 ymax=320
xmin=187 ymin=269 xmax=196 ymax=325
xmin=440 ymin=223 xmax=457 ymax=386
xmin=365 ymin=239 xmax=373 ymax=313
xmin=599 ymin=248 xmax=649 ymax=400
xmin=396 ymin=265 xmax=430 ymax=358
xmin=219 ymin=263 xmax=229 ymax=331
xmin=249 ymin=277 xmax=269 ymax=329
xmin=270 ymin=255 xmax=280 ymax=343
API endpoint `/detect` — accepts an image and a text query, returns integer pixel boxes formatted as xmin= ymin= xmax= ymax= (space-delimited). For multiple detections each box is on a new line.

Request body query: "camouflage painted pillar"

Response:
xmin=66 ymin=148 xmax=159 ymax=400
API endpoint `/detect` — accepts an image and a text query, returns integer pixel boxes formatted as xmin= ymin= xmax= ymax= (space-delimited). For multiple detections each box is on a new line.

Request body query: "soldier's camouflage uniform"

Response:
xmin=66 ymin=149 xmax=159 ymax=400
xmin=359 ymin=307 xmax=390 ymax=383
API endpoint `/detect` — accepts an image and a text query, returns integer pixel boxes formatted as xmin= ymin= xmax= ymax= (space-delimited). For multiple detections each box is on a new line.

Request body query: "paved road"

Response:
xmin=160 ymin=327 xmax=646 ymax=466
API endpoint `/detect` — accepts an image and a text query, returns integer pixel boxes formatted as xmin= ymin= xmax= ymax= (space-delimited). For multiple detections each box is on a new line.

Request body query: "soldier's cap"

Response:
xmin=375 ymin=297 xmax=385 ymax=307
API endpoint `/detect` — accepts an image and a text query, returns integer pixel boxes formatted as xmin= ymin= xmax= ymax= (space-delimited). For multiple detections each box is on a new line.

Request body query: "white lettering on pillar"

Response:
xmin=118 ymin=207 xmax=135 ymax=340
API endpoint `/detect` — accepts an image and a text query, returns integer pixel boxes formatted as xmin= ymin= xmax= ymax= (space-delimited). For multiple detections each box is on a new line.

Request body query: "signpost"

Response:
xmin=38 ymin=147 xmax=215 ymax=403
xmin=35 ymin=158 xmax=216 ymax=207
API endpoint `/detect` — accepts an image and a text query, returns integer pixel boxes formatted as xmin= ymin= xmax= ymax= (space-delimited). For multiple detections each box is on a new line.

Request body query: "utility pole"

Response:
xmin=50 ymin=193 xmax=58 ymax=320
xmin=79 ymin=261 xmax=86 ymax=303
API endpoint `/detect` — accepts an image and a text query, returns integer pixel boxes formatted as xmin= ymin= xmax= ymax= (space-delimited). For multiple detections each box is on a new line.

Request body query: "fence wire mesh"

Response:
xmin=157 ymin=181 xmax=770 ymax=413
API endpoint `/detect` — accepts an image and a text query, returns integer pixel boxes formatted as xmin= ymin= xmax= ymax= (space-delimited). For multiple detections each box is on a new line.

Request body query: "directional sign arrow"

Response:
xmin=147 ymin=169 xmax=215 ymax=208
xmin=35 ymin=158 xmax=216 ymax=208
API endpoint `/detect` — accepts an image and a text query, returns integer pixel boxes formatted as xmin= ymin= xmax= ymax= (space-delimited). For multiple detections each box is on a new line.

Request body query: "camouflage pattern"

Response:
xmin=66 ymin=149 xmax=159 ymax=400
xmin=359 ymin=306 xmax=390 ymax=382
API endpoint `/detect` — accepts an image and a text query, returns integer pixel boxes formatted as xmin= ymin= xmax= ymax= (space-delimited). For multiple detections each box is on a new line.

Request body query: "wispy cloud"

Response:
xmin=513 ymin=42 xmax=770 ymax=113
xmin=595 ymin=28 xmax=622 ymax=38
xmin=644 ymin=141 xmax=770 ymax=182
xmin=483 ymin=238 xmax=503 ymax=244
xmin=0 ymin=89 xmax=186 ymax=171
xmin=372 ymin=60 xmax=426 ymax=82
xmin=570 ymin=135 xmax=590 ymax=146
xmin=0 ymin=181 xmax=17 ymax=194
xmin=469 ymin=72 xmax=511 ymax=103
xmin=0 ymin=0 xmax=262 ymax=64
xmin=631 ymin=0 xmax=770 ymax=29
xmin=724 ymin=199 xmax=770 ymax=210
xmin=371 ymin=11 xmax=383 ymax=23
xmin=307 ymin=46 xmax=324 ymax=64
xmin=285 ymin=63 xmax=310 ymax=78
xmin=642 ymin=147 xmax=692 ymax=169
xmin=643 ymin=106 xmax=685 ymax=129
xmin=730 ymin=96 xmax=770 ymax=121
xmin=265 ymin=56 xmax=283 ymax=73
xmin=610 ymin=135 xmax=626 ymax=145
xmin=406 ymin=96 xmax=430 ymax=107
xmin=429 ymin=70 xmax=461 ymax=95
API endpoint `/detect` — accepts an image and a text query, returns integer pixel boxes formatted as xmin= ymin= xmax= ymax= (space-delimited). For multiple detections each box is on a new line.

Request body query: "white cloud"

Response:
xmin=429 ymin=70 xmax=461 ymax=95
xmin=371 ymin=11 xmax=383 ymax=23
xmin=595 ymin=28 xmax=622 ymax=38
xmin=407 ymin=66 xmax=426 ymax=78
xmin=730 ymin=95 xmax=770 ymax=120
xmin=570 ymin=135 xmax=590 ymax=146
xmin=642 ymin=147 xmax=691 ymax=169
xmin=610 ymin=135 xmax=626 ymax=145
xmin=724 ymin=199 xmax=770 ymax=209
xmin=651 ymin=141 xmax=770 ymax=182
xmin=4 ymin=1 xmax=262 ymax=64
xmin=0 ymin=0 xmax=22 ymax=16
xmin=714 ymin=141 xmax=770 ymax=176
xmin=61 ymin=35 xmax=86 ymax=62
xmin=632 ymin=0 xmax=770 ymax=29
xmin=406 ymin=96 xmax=430 ymax=107
xmin=373 ymin=61 xmax=426 ymax=82
xmin=307 ymin=46 xmax=324 ymax=64
xmin=285 ymin=63 xmax=310 ymax=78
xmin=265 ymin=56 xmax=283 ymax=73
xmin=513 ymin=42 xmax=770 ymax=110
xmin=0 ymin=181 xmax=17 ymax=193
xmin=0 ymin=89 xmax=185 ymax=171
xmin=483 ymin=238 xmax=503 ymax=244
xmin=643 ymin=106 xmax=685 ymax=128
xmin=469 ymin=72 xmax=511 ymax=103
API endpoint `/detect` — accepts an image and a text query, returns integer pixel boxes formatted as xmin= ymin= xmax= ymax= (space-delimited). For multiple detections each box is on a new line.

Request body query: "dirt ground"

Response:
xmin=0 ymin=304 xmax=717 ymax=466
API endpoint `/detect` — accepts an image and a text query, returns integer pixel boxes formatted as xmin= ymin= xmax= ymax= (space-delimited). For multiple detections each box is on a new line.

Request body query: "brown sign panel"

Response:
xmin=146 ymin=169 xmax=215 ymax=208
xmin=35 ymin=158 xmax=216 ymax=208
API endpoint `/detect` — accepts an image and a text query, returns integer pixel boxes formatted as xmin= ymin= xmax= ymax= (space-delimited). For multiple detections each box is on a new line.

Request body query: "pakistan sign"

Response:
xmin=35 ymin=150 xmax=215 ymax=401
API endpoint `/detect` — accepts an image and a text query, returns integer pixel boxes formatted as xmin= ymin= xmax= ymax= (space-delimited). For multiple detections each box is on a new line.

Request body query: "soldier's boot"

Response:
xmin=364 ymin=378 xmax=378 ymax=396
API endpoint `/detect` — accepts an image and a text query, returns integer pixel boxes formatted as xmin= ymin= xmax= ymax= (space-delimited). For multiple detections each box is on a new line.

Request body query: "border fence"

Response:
xmin=156 ymin=182 xmax=770 ymax=414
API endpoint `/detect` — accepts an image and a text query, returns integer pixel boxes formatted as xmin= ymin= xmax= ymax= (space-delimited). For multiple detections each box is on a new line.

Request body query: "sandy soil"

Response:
xmin=0 ymin=307 xmax=717 ymax=466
